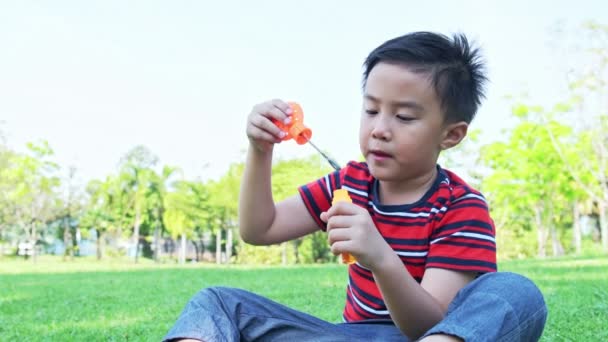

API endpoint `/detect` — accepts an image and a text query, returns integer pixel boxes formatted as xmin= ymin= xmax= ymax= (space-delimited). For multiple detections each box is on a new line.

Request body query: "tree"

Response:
xmin=57 ymin=166 xmax=85 ymax=260
xmin=480 ymin=109 xmax=578 ymax=258
xmin=146 ymin=165 xmax=178 ymax=262
xmin=237 ymin=155 xmax=332 ymax=264
xmin=272 ymin=155 xmax=331 ymax=264
xmin=0 ymin=130 xmax=15 ymax=256
xmin=2 ymin=141 xmax=61 ymax=261
xmin=118 ymin=145 xmax=159 ymax=263
xmin=524 ymin=22 xmax=608 ymax=253
xmin=163 ymin=184 xmax=195 ymax=264
xmin=206 ymin=162 xmax=243 ymax=264
xmin=81 ymin=175 xmax=125 ymax=260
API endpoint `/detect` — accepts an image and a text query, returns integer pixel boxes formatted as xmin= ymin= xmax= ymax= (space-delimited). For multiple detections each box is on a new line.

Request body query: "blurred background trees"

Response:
xmin=1 ymin=22 xmax=607 ymax=264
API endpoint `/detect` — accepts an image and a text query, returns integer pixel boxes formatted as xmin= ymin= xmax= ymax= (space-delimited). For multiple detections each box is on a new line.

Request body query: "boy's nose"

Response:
xmin=371 ymin=117 xmax=391 ymax=140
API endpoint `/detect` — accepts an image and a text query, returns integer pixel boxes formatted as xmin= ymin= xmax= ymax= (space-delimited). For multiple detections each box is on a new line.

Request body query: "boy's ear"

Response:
xmin=440 ymin=121 xmax=468 ymax=150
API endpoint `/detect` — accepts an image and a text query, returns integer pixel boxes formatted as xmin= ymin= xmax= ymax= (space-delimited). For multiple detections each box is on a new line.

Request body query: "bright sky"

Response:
xmin=1 ymin=1 xmax=607 ymax=185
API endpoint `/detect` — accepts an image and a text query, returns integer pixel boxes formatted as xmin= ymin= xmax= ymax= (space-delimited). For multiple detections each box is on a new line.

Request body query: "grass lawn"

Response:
xmin=0 ymin=255 xmax=606 ymax=341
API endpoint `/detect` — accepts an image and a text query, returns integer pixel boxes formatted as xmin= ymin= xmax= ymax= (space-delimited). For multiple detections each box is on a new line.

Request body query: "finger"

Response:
xmin=258 ymin=102 xmax=290 ymax=124
xmin=250 ymin=114 xmax=286 ymax=140
xmin=320 ymin=211 xmax=328 ymax=223
xmin=327 ymin=227 xmax=350 ymax=246
xmin=330 ymin=240 xmax=352 ymax=256
xmin=247 ymin=119 xmax=284 ymax=143
xmin=270 ymin=99 xmax=293 ymax=115
xmin=326 ymin=215 xmax=351 ymax=231
xmin=248 ymin=129 xmax=283 ymax=144
xmin=326 ymin=202 xmax=359 ymax=218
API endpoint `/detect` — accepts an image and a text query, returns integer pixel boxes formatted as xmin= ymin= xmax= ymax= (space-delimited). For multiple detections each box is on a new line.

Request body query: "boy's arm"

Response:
xmin=324 ymin=189 xmax=495 ymax=340
xmin=239 ymin=99 xmax=320 ymax=245
xmin=323 ymin=203 xmax=474 ymax=339
xmin=374 ymin=191 xmax=495 ymax=339
xmin=372 ymin=255 xmax=476 ymax=339
xmin=239 ymin=146 xmax=319 ymax=245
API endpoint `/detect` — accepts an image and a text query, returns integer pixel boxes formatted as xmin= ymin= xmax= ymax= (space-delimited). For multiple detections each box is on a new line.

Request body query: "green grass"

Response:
xmin=0 ymin=255 xmax=606 ymax=341
xmin=501 ymin=256 xmax=608 ymax=341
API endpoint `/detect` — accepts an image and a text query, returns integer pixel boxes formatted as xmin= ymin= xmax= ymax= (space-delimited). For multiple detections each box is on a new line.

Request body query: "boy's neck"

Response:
xmin=377 ymin=167 xmax=438 ymax=206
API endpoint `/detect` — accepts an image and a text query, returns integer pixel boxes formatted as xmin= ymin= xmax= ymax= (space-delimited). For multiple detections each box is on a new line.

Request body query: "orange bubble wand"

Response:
xmin=274 ymin=102 xmax=356 ymax=265
xmin=273 ymin=102 xmax=341 ymax=170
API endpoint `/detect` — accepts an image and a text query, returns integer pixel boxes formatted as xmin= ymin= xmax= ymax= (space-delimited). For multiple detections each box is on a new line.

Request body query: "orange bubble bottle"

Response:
xmin=274 ymin=102 xmax=342 ymax=171
xmin=274 ymin=102 xmax=312 ymax=145
xmin=332 ymin=189 xmax=357 ymax=265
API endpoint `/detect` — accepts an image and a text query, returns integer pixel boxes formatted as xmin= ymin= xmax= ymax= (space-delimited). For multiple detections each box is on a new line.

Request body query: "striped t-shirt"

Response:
xmin=298 ymin=161 xmax=497 ymax=322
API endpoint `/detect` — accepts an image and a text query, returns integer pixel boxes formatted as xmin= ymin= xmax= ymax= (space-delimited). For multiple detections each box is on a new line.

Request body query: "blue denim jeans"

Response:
xmin=163 ymin=272 xmax=547 ymax=342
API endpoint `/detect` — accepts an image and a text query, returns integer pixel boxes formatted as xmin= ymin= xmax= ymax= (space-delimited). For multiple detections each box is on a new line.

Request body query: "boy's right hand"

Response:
xmin=246 ymin=99 xmax=293 ymax=153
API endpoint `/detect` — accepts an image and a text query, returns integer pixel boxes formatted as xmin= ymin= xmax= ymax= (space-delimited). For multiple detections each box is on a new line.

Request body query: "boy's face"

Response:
xmin=359 ymin=62 xmax=456 ymax=183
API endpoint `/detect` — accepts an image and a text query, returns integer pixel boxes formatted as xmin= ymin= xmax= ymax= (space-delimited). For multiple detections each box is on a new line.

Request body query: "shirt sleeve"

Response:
xmin=426 ymin=190 xmax=497 ymax=274
xmin=297 ymin=168 xmax=343 ymax=231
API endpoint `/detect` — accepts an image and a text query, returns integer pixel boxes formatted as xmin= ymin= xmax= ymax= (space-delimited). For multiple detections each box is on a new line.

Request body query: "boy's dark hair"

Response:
xmin=363 ymin=31 xmax=487 ymax=124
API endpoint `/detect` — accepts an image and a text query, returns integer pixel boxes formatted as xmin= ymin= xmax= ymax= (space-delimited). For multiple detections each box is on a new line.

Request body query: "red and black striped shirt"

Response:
xmin=298 ymin=161 xmax=497 ymax=322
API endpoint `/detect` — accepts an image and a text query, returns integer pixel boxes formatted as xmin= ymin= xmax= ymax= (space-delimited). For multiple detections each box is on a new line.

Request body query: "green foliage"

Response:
xmin=271 ymin=154 xmax=331 ymax=201
xmin=297 ymin=231 xmax=335 ymax=263
xmin=4 ymin=22 xmax=608 ymax=262
xmin=235 ymin=155 xmax=333 ymax=265
xmin=479 ymin=105 xmax=580 ymax=258
xmin=0 ymin=141 xmax=61 ymax=255
xmin=237 ymin=243 xmax=296 ymax=265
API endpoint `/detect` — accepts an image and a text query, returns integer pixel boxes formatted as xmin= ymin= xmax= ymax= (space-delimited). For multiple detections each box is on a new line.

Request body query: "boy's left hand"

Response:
xmin=320 ymin=202 xmax=392 ymax=270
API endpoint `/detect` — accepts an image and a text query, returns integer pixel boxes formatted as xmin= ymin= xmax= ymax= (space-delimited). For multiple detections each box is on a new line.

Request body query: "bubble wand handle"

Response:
xmin=332 ymin=189 xmax=357 ymax=265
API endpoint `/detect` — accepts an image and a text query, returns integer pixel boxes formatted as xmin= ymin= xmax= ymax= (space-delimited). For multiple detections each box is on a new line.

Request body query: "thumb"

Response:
xmin=320 ymin=211 xmax=328 ymax=223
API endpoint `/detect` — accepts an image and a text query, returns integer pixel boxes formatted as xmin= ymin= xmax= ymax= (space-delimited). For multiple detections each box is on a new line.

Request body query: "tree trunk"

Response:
xmin=74 ymin=227 xmax=81 ymax=256
xmin=215 ymin=230 xmax=222 ymax=264
xmin=179 ymin=233 xmax=186 ymax=264
xmin=202 ymin=238 xmax=207 ymax=261
xmin=281 ymin=242 xmax=287 ymax=265
xmin=600 ymin=201 xmax=608 ymax=253
xmin=133 ymin=208 xmax=141 ymax=263
xmin=226 ymin=228 xmax=233 ymax=264
xmin=573 ymin=202 xmax=582 ymax=254
xmin=534 ymin=206 xmax=547 ymax=258
xmin=96 ymin=231 xmax=103 ymax=260
xmin=63 ymin=217 xmax=73 ymax=261
xmin=550 ymin=227 xmax=565 ymax=256
xmin=154 ymin=222 xmax=160 ymax=263
xmin=30 ymin=223 xmax=38 ymax=262
xmin=170 ymin=237 xmax=176 ymax=260
xmin=192 ymin=240 xmax=200 ymax=262
xmin=292 ymin=239 xmax=301 ymax=264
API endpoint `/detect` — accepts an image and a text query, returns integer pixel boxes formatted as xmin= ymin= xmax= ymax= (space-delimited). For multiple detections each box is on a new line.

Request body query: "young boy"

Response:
xmin=164 ymin=32 xmax=547 ymax=342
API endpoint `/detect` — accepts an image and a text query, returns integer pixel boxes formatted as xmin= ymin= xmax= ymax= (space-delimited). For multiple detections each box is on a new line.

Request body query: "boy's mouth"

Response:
xmin=369 ymin=149 xmax=392 ymax=158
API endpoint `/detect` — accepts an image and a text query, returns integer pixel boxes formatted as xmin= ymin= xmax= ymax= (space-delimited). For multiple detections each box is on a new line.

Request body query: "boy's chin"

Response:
xmin=368 ymin=165 xmax=397 ymax=181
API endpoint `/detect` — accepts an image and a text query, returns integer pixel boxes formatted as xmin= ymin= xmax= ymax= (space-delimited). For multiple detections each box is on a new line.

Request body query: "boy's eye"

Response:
xmin=396 ymin=115 xmax=415 ymax=122
xmin=365 ymin=109 xmax=379 ymax=115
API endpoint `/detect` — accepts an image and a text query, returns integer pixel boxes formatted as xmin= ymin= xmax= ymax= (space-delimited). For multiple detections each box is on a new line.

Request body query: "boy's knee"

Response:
xmin=193 ymin=286 xmax=233 ymax=304
xmin=472 ymin=272 xmax=547 ymax=316
xmin=483 ymin=272 xmax=547 ymax=339
xmin=476 ymin=272 xmax=540 ymax=294
xmin=195 ymin=286 xmax=256 ymax=305
xmin=446 ymin=272 xmax=547 ymax=340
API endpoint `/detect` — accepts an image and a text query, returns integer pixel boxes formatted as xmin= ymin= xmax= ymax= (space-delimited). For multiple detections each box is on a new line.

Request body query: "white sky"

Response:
xmin=1 ymin=1 xmax=607 ymax=185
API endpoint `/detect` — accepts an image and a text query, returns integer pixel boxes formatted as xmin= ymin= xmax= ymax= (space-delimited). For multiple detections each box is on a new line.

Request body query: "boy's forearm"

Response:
xmin=372 ymin=254 xmax=445 ymax=340
xmin=238 ymin=145 xmax=276 ymax=244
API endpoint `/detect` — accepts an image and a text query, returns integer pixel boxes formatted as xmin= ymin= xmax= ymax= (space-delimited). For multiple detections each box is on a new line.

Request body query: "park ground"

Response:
xmin=1 ymin=254 xmax=607 ymax=341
